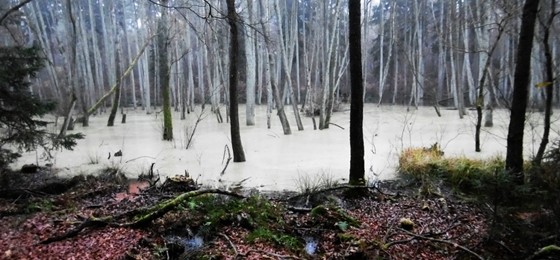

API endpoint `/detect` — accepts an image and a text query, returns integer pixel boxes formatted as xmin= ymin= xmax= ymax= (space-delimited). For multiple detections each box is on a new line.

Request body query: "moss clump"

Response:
xmin=310 ymin=205 xmax=360 ymax=230
xmin=247 ymin=227 xmax=301 ymax=251
xmin=188 ymin=194 xmax=284 ymax=229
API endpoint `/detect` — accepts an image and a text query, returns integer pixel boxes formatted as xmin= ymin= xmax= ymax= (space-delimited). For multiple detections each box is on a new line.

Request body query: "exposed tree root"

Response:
xmin=40 ymin=189 xmax=245 ymax=244
xmin=527 ymin=245 xmax=560 ymax=260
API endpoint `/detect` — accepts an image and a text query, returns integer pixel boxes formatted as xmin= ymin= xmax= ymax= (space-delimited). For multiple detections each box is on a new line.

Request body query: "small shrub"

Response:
xmin=87 ymin=152 xmax=101 ymax=164
xmin=295 ymin=170 xmax=340 ymax=194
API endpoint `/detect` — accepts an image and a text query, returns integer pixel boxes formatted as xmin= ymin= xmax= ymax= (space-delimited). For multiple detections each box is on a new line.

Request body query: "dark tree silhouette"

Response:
xmin=226 ymin=0 xmax=246 ymax=162
xmin=505 ymin=0 xmax=540 ymax=184
xmin=348 ymin=0 xmax=365 ymax=185
xmin=0 ymin=46 xmax=82 ymax=168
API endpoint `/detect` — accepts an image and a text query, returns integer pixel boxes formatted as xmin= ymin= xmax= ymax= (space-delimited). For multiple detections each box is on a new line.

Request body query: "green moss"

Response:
xmin=188 ymin=194 xmax=284 ymax=230
xmin=247 ymin=227 xmax=301 ymax=251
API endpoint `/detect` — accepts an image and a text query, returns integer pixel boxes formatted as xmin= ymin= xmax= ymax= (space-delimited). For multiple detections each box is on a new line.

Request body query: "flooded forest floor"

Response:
xmin=1 ymin=167 xmax=557 ymax=259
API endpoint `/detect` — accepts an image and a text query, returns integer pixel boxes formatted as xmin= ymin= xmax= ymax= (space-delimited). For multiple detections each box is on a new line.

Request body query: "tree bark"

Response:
xmin=227 ymin=0 xmax=246 ymax=162
xmin=158 ymin=1 xmax=173 ymax=140
xmin=348 ymin=0 xmax=365 ymax=185
xmin=505 ymin=0 xmax=540 ymax=184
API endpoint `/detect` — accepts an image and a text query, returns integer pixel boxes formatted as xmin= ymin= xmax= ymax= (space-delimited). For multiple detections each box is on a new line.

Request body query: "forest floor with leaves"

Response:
xmin=0 ymin=167 xmax=556 ymax=259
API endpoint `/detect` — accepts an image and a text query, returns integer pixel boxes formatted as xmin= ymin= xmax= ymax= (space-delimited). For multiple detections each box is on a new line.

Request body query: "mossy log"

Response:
xmin=41 ymin=189 xmax=244 ymax=244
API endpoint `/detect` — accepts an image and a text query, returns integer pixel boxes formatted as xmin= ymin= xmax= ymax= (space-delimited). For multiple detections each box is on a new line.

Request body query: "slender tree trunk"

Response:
xmin=60 ymin=0 xmax=79 ymax=136
xmin=245 ymin=0 xmax=256 ymax=126
xmin=506 ymin=0 xmax=540 ymax=184
xmin=107 ymin=45 xmax=122 ymax=127
xmin=227 ymin=0 xmax=246 ymax=162
xmin=534 ymin=1 xmax=556 ymax=165
xmin=259 ymin=0 xmax=291 ymax=135
xmin=348 ymin=0 xmax=365 ymax=185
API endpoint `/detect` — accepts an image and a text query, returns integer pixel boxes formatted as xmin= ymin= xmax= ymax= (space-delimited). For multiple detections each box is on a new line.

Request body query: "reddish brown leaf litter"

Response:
xmin=0 ymin=213 xmax=151 ymax=259
xmin=0 ymin=172 xmax=493 ymax=259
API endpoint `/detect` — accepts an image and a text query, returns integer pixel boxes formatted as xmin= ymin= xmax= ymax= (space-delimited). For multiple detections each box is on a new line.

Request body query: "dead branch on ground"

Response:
xmin=40 ymin=189 xmax=245 ymax=244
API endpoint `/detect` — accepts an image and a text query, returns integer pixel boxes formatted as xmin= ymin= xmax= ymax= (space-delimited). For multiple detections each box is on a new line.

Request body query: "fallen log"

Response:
xmin=40 ymin=189 xmax=245 ymax=244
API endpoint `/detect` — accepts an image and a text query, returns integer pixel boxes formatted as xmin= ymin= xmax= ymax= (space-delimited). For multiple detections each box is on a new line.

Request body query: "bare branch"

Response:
xmin=0 ymin=0 xmax=34 ymax=25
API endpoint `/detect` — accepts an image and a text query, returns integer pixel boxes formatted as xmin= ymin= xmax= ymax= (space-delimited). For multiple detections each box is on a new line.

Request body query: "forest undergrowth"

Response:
xmin=0 ymin=147 xmax=559 ymax=259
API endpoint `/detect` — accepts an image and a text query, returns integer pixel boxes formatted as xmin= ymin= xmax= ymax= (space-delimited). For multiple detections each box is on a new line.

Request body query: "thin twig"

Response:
xmin=220 ymin=145 xmax=232 ymax=176
xmin=125 ymin=156 xmax=156 ymax=163
xmin=0 ymin=0 xmax=34 ymax=24
xmin=398 ymin=228 xmax=484 ymax=260
xmin=218 ymin=233 xmax=239 ymax=256
xmin=329 ymin=122 xmax=345 ymax=130
xmin=241 ymin=249 xmax=301 ymax=259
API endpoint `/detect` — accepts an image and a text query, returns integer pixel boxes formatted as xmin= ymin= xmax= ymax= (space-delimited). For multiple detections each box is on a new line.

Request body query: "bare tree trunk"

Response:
xmin=348 ymin=0 xmax=365 ymax=185
xmin=158 ymin=1 xmax=173 ymax=140
xmin=534 ymin=1 xmax=556 ymax=165
xmin=245 ymin=0 xmax=256 ymax=126
xmin=274 ymin=1 xmax=303 ymax=131
xmin=506 ymin=0 xmax=540 ymax=184
xmin=107 ymin=42 xmax=122 ymax=127
xmin=59 ymin=0 xmax=78 ymax=136
xmin=226 ymin=0 xmax=246 ymax=162
xmin=259 ymin=0 xmax=291 ymax=135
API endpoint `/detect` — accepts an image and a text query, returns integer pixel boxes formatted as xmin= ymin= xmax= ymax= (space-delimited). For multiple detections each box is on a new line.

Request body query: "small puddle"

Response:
xmin=128 ymin=180 xmax=150 ymax=194
xmin=114 ymin=180 xmax=150 ymax=201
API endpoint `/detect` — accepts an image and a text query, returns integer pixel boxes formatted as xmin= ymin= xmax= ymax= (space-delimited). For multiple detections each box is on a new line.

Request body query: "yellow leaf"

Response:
xmin=535 ymin=81 xmax=552 ymax=88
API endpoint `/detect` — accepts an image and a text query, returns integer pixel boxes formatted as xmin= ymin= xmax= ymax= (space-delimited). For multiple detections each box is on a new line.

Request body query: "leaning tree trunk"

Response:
xmin=506 ymin=0 xmax=540 ymax=184
xmin=227 ymin=0 xmax=246 ymax=162
xmin=259 ymin=0 xmax=291 ymax=135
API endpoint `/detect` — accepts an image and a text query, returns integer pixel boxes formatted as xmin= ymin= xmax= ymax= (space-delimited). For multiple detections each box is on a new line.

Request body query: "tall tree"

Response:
xmin=244 ymin=0 xmax=256 ymax=126
xmin=227 ymin=0 xmax=246 ymax=162
xmin=348 ymin=0 xmax=365 ymax=185
xmin=158 ymin=0 xmax=173 ymax=140
xmin=505 ymin=0 xmax=540 ymax=184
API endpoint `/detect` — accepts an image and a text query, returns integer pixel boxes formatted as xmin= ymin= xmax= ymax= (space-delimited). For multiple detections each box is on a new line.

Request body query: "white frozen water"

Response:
xmin=12 ymin=104 xmax=559 ymax=191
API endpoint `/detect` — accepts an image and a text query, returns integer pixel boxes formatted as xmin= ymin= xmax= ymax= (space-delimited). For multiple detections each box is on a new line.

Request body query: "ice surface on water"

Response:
xmin=13 ymin=105 xmax=558 ymax=191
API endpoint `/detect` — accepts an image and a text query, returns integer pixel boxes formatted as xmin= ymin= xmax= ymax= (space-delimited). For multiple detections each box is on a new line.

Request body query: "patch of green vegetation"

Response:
xmin=398 ymin=144 xmax=505 ymax=193
xmin=26 ymin=198 xmax=55 ymax=213
xmin=247 ymin=227 xmax=301 ymax=251
xmin=189 ymin=194 xmax=284 ymax=229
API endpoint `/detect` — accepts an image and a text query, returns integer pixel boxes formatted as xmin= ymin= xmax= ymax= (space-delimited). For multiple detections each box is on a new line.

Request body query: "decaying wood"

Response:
xmin=40 ymin=189 xmax=245 ymax=244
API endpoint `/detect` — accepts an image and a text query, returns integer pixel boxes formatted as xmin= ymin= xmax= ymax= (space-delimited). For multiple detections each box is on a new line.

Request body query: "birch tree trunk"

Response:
xmin=245 ymin=0 xmax=256 ymax=126
xmin=259 ymin=0 xmax=291 ymax=135
xmin=59 ymin=0 xmax=79 ymax=137
xmin=274 ymin=1 xmax=303 ymax=131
